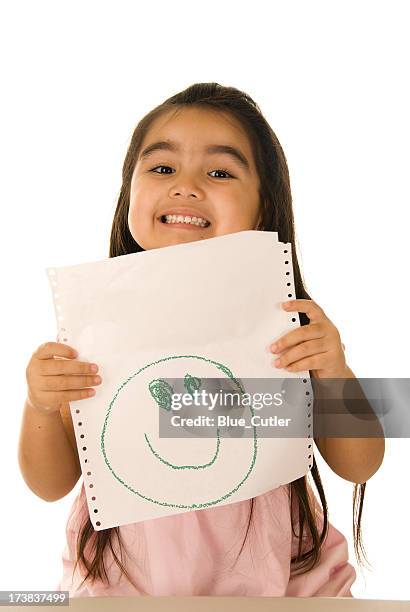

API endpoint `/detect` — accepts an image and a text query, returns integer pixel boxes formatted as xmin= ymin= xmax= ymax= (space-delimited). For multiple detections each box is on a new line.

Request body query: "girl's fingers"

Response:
xmin=274 ymin=339 xmax=328 ymax=368
xmin=35 ymin=341 xmax=78 ymax=360
xmin=41 ymin=374 xmax=102 ymax=392
xmin=26 ymin=342 xmax=100 ymax=413
xmin=271 ymin=326 xmax=325 ymax=354
xmin=282 ymin=299 xmax=326 ymax=324
xmin=38 ymin=358 xmax=98 ymax=376
xmin=282 ymin=352 xmax=330 ymax=372
xmin=44 ymin=388 xmax=97 ymax=403
xmin=33 ymin=342 xmax=99 ymax=375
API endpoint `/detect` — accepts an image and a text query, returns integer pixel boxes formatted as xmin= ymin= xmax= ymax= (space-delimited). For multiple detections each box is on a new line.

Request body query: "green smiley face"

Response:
xmin=101 ymin=355 xmax=258 ymax=510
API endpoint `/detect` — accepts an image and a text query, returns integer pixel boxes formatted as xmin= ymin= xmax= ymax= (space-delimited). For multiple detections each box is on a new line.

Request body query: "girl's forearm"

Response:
xmin=18 ymin=398 xmax=81 ymax=501
xmin=315 ymin=435 xmax=385 ymax=483
xmin=313 ymin=366 xmax=385 ymax=484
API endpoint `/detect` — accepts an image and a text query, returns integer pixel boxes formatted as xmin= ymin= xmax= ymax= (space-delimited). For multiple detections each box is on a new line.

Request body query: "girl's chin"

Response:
xmin=162 ymin=233 xmax=211 ymax=245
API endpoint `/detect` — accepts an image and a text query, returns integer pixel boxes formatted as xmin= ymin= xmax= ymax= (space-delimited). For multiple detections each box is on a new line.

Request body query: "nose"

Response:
xmin=169 ymin=171 xmax=205 ymax=199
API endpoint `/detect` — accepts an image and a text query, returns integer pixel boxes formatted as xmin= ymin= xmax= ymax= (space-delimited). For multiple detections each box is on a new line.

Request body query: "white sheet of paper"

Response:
xmin=46 ymin=230 xmax=312 ymax=530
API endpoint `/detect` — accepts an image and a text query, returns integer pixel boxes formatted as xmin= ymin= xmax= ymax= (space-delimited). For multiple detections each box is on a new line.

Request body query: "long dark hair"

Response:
xmin=73 ymin=82 xmax=367 ymax=590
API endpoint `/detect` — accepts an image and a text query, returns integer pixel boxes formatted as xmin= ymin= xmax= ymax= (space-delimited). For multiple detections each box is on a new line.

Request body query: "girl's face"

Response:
xmin=128 ymin=106 xmax=262 ymax=250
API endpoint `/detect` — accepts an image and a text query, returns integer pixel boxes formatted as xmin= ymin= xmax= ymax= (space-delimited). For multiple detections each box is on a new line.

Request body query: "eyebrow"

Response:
xmin=139 ymin=140 xmax=251 ymax=174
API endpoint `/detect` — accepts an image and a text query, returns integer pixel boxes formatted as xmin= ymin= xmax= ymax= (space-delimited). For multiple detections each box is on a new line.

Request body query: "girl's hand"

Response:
xmin=25 ymin=342 xmax=102 ymax=415
xmin=269 ymin=299 xmax=347 ymax=378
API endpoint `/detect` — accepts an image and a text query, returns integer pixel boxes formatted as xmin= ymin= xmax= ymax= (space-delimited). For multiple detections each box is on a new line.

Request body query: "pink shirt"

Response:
xmin=56 ymin=480 xmax=356 ymax=597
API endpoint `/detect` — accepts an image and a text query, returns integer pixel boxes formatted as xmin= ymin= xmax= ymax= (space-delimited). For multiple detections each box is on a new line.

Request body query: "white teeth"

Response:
xmin=163 ymin=214 xmax=209 ymax=227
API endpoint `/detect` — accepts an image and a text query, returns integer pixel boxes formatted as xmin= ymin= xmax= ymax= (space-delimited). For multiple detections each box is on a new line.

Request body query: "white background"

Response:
xmin=1 ymin=0 xmax=409 ymax=601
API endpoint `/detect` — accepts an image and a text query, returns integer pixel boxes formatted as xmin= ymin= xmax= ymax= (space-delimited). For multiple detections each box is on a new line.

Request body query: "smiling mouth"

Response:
xmin=159 ymin=215 xmax=211 ymax=229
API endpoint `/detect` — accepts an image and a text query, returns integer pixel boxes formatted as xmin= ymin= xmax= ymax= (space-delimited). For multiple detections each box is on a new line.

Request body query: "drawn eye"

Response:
xmin=149 ymin=379 xmax=174 ymax=411
xmin=184 ymin=373 xmax=202 ymax=396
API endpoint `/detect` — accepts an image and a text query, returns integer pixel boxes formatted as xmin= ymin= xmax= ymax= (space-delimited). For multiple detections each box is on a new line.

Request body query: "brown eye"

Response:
xmin=151 ymin=165 xmax=173 ymax=174
xmin=150 ymin=165 xmax=234 ymax=179
xmin=209 ymin=169 xmax=233 ymax=179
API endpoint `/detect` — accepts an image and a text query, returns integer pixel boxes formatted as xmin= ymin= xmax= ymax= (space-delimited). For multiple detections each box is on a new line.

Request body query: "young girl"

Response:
xmin=21 ymin=82 xmax=385 ymax=598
